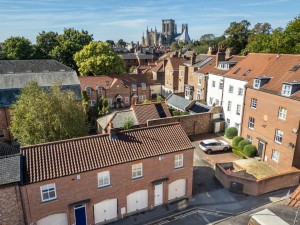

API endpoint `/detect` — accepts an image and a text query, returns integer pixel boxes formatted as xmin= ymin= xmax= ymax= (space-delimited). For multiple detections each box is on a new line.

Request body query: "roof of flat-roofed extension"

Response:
xmin=21 ymin=123 xmax=193 ymax=184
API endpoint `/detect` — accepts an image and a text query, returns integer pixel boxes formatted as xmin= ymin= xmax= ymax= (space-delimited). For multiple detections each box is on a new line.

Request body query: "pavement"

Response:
xmin=110 ymin=133 xmax=298 ymax=225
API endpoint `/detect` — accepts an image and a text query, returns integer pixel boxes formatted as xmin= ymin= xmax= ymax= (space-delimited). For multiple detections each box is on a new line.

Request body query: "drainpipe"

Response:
xmin=239 ymin=86 xmax=247 ymax=136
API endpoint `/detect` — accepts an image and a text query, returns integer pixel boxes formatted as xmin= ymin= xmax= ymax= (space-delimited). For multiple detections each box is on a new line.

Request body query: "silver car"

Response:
xmin=199 ymin=139 xmax=230 ymax=154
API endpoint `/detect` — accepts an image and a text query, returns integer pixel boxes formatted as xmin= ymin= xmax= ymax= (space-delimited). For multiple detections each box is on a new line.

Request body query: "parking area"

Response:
xmin=190 ymin=133 xmax=240 ymax=168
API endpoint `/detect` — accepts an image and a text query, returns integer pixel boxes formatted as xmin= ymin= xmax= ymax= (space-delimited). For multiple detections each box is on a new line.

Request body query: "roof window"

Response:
xmin=233 ymin=68 xmax=240 ymax=74
xmin=290 ymin=64 xmax=300 ymax=72
xmin=243 ymin=69 xmax=251 ymax=76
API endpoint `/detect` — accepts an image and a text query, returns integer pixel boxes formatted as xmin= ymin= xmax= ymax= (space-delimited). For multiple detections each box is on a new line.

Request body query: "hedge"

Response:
xmin=243 ymin=144 xmax=257 ymax=157
xmin=225 ymin=127 xmax=238 ymax=139
xmin=232 ymin=148 xmax=247 ymax=159
xmin=238 ymin=140 xmax=251 ymax=151
xmin=232 ymin=136 xmax=244 ymax=148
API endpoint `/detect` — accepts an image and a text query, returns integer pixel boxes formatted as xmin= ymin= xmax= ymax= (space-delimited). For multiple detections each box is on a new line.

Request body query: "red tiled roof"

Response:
xmin=285 ymin=185 xmax=300 ymax=207
xmin=21 ymin=123 xmax=193 ymax=184
xmin=151 ymin=61 xmax=164 ymax=73
xmin=168 ymin=57 xmax=185 ymax=70
xmin=132 ymin=102 xmax=171 ymax=124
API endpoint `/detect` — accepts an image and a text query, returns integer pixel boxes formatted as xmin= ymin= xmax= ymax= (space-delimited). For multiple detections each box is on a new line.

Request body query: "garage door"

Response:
xmin=168 ymin=179 xmax=186 ymax=201
xmin=94 ymin=198 xmax=118 ymax=224
xmin=37 ymin=213 xmax=68 ymax=225
xmin=127 ymin=190 xmax=148 ymax=214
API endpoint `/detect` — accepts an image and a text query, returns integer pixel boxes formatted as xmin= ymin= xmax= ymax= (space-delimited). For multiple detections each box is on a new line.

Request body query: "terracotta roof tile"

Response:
xmin=168 ymin=57 xmax=185 ymax=70
xmin=21 ymin=123 xmax=193 ymax=184
xmin=285 ymin=185 xmax=300 ymax=207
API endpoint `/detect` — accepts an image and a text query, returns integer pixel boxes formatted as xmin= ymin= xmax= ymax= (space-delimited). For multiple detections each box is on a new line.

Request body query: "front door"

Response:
xmin=74 ymin=204 xmax=87 ymax=225
xmin=154 ymin=183 xmax=163 ymax=206
xmin=258 ymin=141 xmax=264 ymax=158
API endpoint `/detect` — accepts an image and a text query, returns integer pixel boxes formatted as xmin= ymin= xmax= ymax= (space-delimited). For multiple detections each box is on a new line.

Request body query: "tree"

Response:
xmin=74 ymin=41 xmax=125 ymax=75
xmin=50 ymin=28 xmax=93 ymax=70
xmin=283 ymin=15 xmax=300 ymax=54
xmin=223 ymin=20 xmax=251 ymax=54
xmin=117 ymin=39 xmax=126 ymax=48
xmin=106 ymin=40 xmax=115 ymax=47
xmin=251 ymin=22 xmax=272 ymax=35
xmin=2 ymin=36 xmax=34 ymax=59
xmin=121 ymin=117 xmax=134 ymax=130
xmin=34 ymin=31 xmax=58 ymax=59
xmin=10 ymin=81 xmax=88 ymax=146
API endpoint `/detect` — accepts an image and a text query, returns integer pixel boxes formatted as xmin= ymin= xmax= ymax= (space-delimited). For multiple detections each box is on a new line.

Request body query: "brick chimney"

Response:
xmin=207 ymin=45 xmax=217 ymax=55
xmin=216 ymin=47 xmax=226 ymax=67
xmin=190 ymin=52 xmax=196 ymax=65
xmin=108 ymin=121 xmax=118 ymax=140
xmin=225 ymin=48 xmax=233 ymax=59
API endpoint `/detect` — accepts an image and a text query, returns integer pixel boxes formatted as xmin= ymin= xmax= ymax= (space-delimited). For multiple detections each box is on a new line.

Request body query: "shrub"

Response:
xmin=243 ymin=144 xmax=257 ymax=157
xmin=232 ymin=148 xmax=247 ymax=159
xmin=156 ymin=95 xmax=163 ymax=102
xmin=225 ymin=127 xmax=238 ymax=139
xmin=238 ymin=140 xmax=251 ymax=151
xmin=232 ymin=136 xmax=244 ymax=148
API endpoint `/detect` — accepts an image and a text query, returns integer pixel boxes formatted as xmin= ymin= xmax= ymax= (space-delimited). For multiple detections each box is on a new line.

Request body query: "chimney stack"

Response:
xmin=190 ymin=52 xmax=196 ymax=65
xmin=225 ymin=48 xmax=233 ymax=59
xmin=216 ymin=46 xmax=226 ymax=67
xmin=207 ymin=45 xmax=217 ymax=56
xmin=108 ymin=121 xmax=118 ymax=140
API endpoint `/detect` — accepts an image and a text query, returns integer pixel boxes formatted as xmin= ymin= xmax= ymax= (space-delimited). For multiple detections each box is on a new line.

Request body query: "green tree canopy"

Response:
xmin=117 ymin=39 xmax=126 ymax=48
xmin=34 ymin=31 xmax=59 ymax=59
xmin=74 ymin=41 xmax=125 ymax=75
xmin=10 ymin=81 xmax=88 ymax=146
xmin=106 ymin=40 xmax=115 ymax=47
xmin=2 ymin=36 xmax=34 ymax=59
xmin=50 ymin=28 xmax=93 ymax=70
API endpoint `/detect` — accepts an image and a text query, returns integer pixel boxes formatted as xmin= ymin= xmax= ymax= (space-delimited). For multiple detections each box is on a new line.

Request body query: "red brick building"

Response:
xmin=21 ymin=123 xmax=194 ymax=225
xmin=239 ymin=54 xmax=300 ymax=170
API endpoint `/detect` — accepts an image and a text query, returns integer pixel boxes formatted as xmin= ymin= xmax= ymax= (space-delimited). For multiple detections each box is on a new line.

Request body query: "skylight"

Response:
xmin=233 ymin=68 xmax=240 ymax=74
xmin=290 ymin=64 xmax=300 ymax=72
xmin=243 ymin=69 xmax=251 ymax=76
xmin=198 ymin=57 xmax=213 ymax=68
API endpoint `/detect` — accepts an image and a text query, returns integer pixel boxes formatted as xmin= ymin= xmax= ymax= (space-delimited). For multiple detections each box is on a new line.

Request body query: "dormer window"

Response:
xmin=97 ymin=86 xmax=102 ymax=95
xmin=85 ymin=86 xmax=91 ymax=95
xmin=141 ymin=83 xmax=146 ymax=90
xmin=132 ymin=84 xmax=137 ymax=92
xmin=282 ymin=84 xmax=292 ymax=96
xmin=217 ymin=63 xmax=229 ymax=70
xmin=253 ymin=79 xmax=261 ymax=89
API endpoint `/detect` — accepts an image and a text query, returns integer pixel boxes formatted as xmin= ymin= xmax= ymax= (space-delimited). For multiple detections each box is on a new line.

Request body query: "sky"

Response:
xmin=0 ymin=0 xmax=299 ymax=44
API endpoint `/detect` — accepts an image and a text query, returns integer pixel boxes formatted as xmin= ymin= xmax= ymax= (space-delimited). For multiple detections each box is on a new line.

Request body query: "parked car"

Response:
xmin=199 ymin=139 xmax=230 ymax=154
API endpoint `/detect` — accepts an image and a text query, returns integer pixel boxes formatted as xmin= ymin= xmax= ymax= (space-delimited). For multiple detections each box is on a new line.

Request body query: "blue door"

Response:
xmin=74 ymin=205 xmax=87 ymax=225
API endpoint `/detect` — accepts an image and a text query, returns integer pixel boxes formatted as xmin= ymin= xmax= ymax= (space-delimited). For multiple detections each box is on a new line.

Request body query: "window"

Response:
xmin=85 ymin=86 xmax=91 ymax=95
xmin=247 ymin=135 xmax=252 ymax=143
xmin=212 ymin=81 xmax=216 ymax=87
xmin=141 ymin=83 xmax=146 ymax=90
xmin=282 ymin=84 xmax=292 ymax=96
xmin=180 ymin=70 xmax=184 ymax=77
xmin=219 ymin=80 xmax=223 ymax=89
xmin=198 ymin=76 xmax=202 ymax=85
xmin=226 ymin=119 xmax=230 ymax=126
xmin=271 ymin=150 xmax=280 ymax=162
xmin=168 ymin=70 xmax=173 ymax=76
xmin=253 ymin=79 xmax=260 ymax=89
xmin=132 ymin=163 xmax=143 ymax=179
xmin=250 ymin=98 xmax=257 ymax=109
xmin=235 ymin=123 xmax=239 ymax=130
xmin=278 ymin=107 xmax=287 ymax=120
xmin=98 ymin=171 xmax=110 ymax=188
xmin=174 ymin=154 xmax=183 ymax=168
xmin=228 ymin=85 xmax=234 ymax=93
xmin=236 ymin=104 xmax=241 ymax=115
xmin=215 ymin=99 xmax=220 ymax=106
xmin=108 ymin=99 xmax=113 ymax=106
xmin=243 ymin=69 xmax=251 ymax=76
xmin=238 ymin=88 xmax=243 ymax=96
xmin=88 ymin=100 xmax=95 ymax=106
xmin=132 ymin=84 xmax=137 ymax=92
xmin=275 ymin=129 xmax=283 ymax=144
xmin=125 ymin=97 xmax=129 ymax=103
xmin=209 ymin=97 xmax=213 ymax=105
xmin=97 ymin=86 xmax=102 ymax=95
xmin=0 ymin=130 xmax=4 ymax=138
xmin=248 ymin=117 xmax=255 ymax=129
xmin=197 ymin=89 xmax=201 ymax=100
xmin=40 ymin=184 xmax=56 ymax=202
xmin=138 ymin=95 xmax=146 ymax=102
xmin=227 ymin=101 xmax=232 ymax=111
xmin=233 ymin=68 xmax=240 ymax=74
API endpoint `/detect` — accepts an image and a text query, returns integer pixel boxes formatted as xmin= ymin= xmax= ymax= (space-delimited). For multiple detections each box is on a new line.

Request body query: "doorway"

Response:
xmin=154 ymin=183 xmax=163 ymax=206
xmin=257 ymin=141 xmax=265 ymax=158
xmin=74 ymin=204 xmax=87 ymax=225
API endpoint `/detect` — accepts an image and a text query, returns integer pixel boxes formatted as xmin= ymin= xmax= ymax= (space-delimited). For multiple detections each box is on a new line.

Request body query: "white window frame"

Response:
xmin=235 ymin=123 xmax=239 ymax=130
xmin=236 ymin=104 xmax=241 ymax=115
xmin=174 ymin=154 xmax=184 ymax=168
xmin=108 ymin=99 xmax=113 ymax=106
xmin=253 ymin=79 xmax=261 ymax=89
xmin=132 ymin=163 xmax=143 ymax=179
xmin=209 ymin=97 xmax=213 ymax=105
xmin=85 ymin=86 xmax=91 ymax=95
xmin=228 ymin=85 xmax=234 ymax=93
xmin=40 ymin=183 xmax=57 ymax=202
xmin=132 ymin=84 xmax=137 ymax=92
xmin=238 ymin=88 xmax=243 ymax=96
xmin=198 ymin=76 xmax=202 ymax=85
xmin=248 ymin=117 xmax=255 ymax=129
xmin=247 ymin=135 xmax=252 ymax=143
xmin=215 ymin=99 xmax=220 ymax=106
xmin=227 ymin=101 xmax=232 ymax=111
xmin=219 ymin=80 xmax=223 ymax=90
xmin=278 ymin=107 xmax=287 ymax=120
xmin=275 ymin=129 xmax=283 ymax=144
xmin=97 ymin=86 xmax=102 ymax=95
xmin=98 ymin=171 xmax=110 ymax=188
xmin=180 ymin=70 xmax=184 ymax=77
xmin=141 ymin=83 xmax=146 ymax=90
xmin=125 ymin=97 xmax=129 ymax=103
xmin=282 ymin=84 xmax=292 ymax=96
xmin=250 ymin=98 xmax=257 ymax=109
xmin=88 ymin=100 xmax=95 ymax=106
xmin=197 ymin=88 xmax=201 ymax=100
xmin=271 ymin=149 xmax=280 ymax=162
xmin=226 ymin=119 xmax=230 ymax=127
xmin=138 ymin=95 xmax=146 ymax=102
xmin=212 ymin=81 xmax=216 ymax=87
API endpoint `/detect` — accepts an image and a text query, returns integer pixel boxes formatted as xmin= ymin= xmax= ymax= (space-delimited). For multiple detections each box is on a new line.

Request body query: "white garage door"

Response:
xmin=94 ymin=198 xmax=118 ymax=224
xmin=168 ymin=179 xmax=186 ymax=201
xmin=37 ymin=213 xmax=68 ymax=225
xmin=127 ymin=190 xmax=148 ymax=214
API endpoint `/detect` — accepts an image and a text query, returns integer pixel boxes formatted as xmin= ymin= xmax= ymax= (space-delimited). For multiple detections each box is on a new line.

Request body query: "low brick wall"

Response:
xmin=147 ymin=112 xmax=213 ymax=136
xmin=216 ymin=162 xmax=300 ymax=196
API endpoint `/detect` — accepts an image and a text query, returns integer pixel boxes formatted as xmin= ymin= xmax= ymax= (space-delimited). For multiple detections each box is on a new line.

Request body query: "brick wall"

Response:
xmin=147 ymin=113 xmax=213 ymax=136
xmin=0 ymin=184 xmax=24 ymax=225
xmin=0 ymin=108 xmax=11 ymax=142
xmin=21 ymin=150 xmax=193 ymax=225
xmin=241 ymin=88 xmax=300 ymax=170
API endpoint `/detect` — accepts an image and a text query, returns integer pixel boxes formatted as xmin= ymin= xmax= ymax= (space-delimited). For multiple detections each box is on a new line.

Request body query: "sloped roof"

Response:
xmin=0 ymin=142 xmax=19 ymax=157
xmin=250 ymin=209 xmax=289 ymax=225
xmin=151 ymin=61 xmax=164 ymax=73
xmin=189 ymin=102 xmax=211 ymax=114
xmin=122 ymin=53 xmax=154 ymax=60
xmin=132 ymin=102 xmax=171 ymax=124
xmin=285 ymin=185 xmax=300 ymax=207
xmin=97 ymin=110 xmax=138 ymax=129
xmin=166 ymin=93 xmax=193 ymax=111
xmin=175 ymin=28 xmax=191 ymax=43
xmin=21 ymin=123 xmax=194 ymax=184
xmin=168 ymin=57 xmax=185 ymax=70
